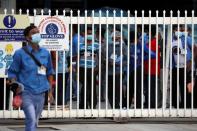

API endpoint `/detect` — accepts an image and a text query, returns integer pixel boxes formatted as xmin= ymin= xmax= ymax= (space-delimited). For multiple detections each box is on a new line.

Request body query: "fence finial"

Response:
xmin=19 ymin=9 xmax=22 ymax=15
xmin=134 ymin=10 xmax=137 ymax=15
xmin=156 ymin=10 xmax=159 ymax=17
xmin=177 ymin=10 xmax=180 ymax=16
xmin=77 ymin=10 xmax=80 ymax=16
xmin=92 ymin=10 xmax=94 ymax=17
xmin=121 ymin=10 xmax=123 ymax=17
xmin=192 ymin=10 xmax=195 ymax=15
xmin=149 ymin=10 xmax=151 ymax=15
xmin=99 ymin=10 xmax=102 ymax=17
xmin=156 ymin=10 xmax=159 ymax=14
xmin=33 ymin=9 xmax=37 ymax=16
xmin=163 ymin=10 xmax=166 ymax=14
xmin=63 ymin=10 xmax=66 ymax=16
xmin=4 ymin=9 xmax=7 ymax=15
xmin=48 ymin=9 xmax=51 ymax=16
xmin=113 ymin=10 xmax=116 ymax=15
xmin=170 ymin=10 xmax=173 ymax=16
xmin=185 ymin=10 xmax=187 ymax=15
xmin=127 ymin=10 xmax=130 ymax=16
xmin=11 ymin=9 xmax=15 ymax=15
xmin=26 ymin=9 xmax=29 ymax=15
xmin=70 ymin=10 xmax=73 ymax=16
xmin=106 ymin=10 xmax=109 ymax=17
xmin=41 ymin=9 xmax=44 ymax=15
xmin=56 ymin=10 xmax=59 ymax=16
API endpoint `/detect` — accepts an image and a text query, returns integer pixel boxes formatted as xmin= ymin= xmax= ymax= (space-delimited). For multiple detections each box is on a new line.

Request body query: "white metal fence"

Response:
xmin=0 ymin=9 xmax=197 ymax=118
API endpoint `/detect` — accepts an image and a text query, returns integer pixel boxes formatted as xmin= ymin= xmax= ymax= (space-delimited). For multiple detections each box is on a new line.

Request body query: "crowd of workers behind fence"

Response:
xmin=1 ymin=24 xmax=197 ymax=110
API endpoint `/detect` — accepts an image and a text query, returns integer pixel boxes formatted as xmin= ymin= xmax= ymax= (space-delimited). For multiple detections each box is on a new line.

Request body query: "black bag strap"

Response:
xmin=22 ymin=47 xmax=42 ymax=67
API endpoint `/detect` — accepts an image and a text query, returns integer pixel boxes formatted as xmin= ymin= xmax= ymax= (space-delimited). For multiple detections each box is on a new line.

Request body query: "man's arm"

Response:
xmin=47 ymin=52 xmax=55 ymax=103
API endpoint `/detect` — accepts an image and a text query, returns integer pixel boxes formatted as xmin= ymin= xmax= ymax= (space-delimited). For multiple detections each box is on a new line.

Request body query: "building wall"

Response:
xmin=0 ymin=0 xmax=16 ymax=13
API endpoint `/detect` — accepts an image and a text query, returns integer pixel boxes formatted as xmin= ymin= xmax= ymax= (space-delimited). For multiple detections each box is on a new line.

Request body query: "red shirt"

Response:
xmin=144 ymin=38 xmax=161 ymax=76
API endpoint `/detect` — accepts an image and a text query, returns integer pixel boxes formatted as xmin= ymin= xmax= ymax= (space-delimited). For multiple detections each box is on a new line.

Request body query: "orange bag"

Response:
xmin=12 ymin=95 xmax=22 ymax=109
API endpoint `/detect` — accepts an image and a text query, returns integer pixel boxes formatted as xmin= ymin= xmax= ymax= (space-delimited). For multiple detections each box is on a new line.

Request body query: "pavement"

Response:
xmin=1 ymin=124 xmax=197 ymax=131
xmin=1 ymin=118 xmax=197 ymax=131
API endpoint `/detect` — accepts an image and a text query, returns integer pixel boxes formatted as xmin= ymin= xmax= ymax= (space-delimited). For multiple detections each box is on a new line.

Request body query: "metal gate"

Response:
xmin=0 ymin=9 xmax=197 ymax=118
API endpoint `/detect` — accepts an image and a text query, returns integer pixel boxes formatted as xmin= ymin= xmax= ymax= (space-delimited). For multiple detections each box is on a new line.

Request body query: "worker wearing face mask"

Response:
xmin=78 ymin=27 xmax=99 ymax=109
xmin=129 ymin=30 xmax=156 ymax=109
xmin=102 ymin=30 xmax=127 ymax=109
xmin=171 ymin=25 xmax=192 ymax=108
xmin=8 ymin=25 xmax=54 ymax=131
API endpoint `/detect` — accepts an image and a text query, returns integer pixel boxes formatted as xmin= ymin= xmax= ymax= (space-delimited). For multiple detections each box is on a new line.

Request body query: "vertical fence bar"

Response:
xmin=134 ymin=10 xmax=137 ymax=116
xmin=156 ymin=10 xmax=159 ymax=116
xmin=120 ymin=10 xmax=123 ymax=117
xmin=62 ymin=9 xmax=66 ymax=118
xmin=177 ymin=10 xmax=180 ymax=116
xmin=98 ymin=10 xmax=102 ymax=115
xmin=160 ymin=10 xmax=167 ymax=117
xmin=77 ymin=10 xmax=80 ymax=117
xmin=62 ymin=50 xmax=66 ymax=117
xmin=162 ymin=10 xmax=166 ymax=116
xmin=127 ymin=10 xmax=130 ymax=116
xmin=184 ymin=10 xmax=187 ymax=116
xmin=55 ymin=51 xmax=58 ymax=117
xmin=18 ymin=5 xmax=22 ymax=116
xmin=105 ymin=10 xmax=109 ymax=117
xmin=47 ymin=9 xmax=51 ymax=118
xmin=113 ymin=10 xmax=116 ymax=115
xmin=69 ymin=10 xmax=73 ymax=117
xmin=3 ymin=9 xmax=7 ymax=116
xmin=191 ymin=10 xmax=194 ymax=117
xmin=55 ymin=8 xmax=59 ymax=116
xmin=91 ymin=10 xmax=95 ymax=116
xmin=170 ymin=10 xmax=173 ymax=117
xmin=3 ymin=79 xmax=6 ymax=118
xmin=84 ymin=10 xmax=87 ymax=117
xmin=148 ymin=10 xmax=151 ymax=116
xmin=18 ymin=8 xmax=22 ymax=118
xmin=141 ymin=10 xmax=145 ymax=116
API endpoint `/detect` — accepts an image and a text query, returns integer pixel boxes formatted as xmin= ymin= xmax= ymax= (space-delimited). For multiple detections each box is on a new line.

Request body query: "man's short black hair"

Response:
xmin=23 ymin=25 xmax=37 ymax=37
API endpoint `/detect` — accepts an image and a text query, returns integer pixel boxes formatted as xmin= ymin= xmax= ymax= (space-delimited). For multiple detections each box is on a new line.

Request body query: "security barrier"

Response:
xmin=0 ymin=9 xmax=197 ymax=118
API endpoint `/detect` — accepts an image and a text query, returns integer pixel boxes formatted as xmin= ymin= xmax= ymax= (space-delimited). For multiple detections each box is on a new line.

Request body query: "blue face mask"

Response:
xmin=31 ymin=33 xmax=41 ymax=44
xmin=87 ymin=35 xmax=93 ymax=40
xmin=175 ymin=31 xmax=188 ymax=37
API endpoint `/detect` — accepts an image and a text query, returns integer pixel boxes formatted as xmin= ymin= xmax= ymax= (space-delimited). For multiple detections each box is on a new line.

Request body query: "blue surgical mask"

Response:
xmin=31 ymin=33 xmax=41 ymax=44
xmin=87 ymin=35 xmax=93 ymax=40
xmin=115 ymin=41 xmax=120 ymax=45
xmin=175 ymin=31 xmax=188 ymax=37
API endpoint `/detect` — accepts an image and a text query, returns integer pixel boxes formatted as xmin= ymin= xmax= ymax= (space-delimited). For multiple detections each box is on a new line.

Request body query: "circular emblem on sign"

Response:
xmin=3 ymin=15 xmax=16 ymax=28
xmin=46 ymin=23 xmax=58 ymax=35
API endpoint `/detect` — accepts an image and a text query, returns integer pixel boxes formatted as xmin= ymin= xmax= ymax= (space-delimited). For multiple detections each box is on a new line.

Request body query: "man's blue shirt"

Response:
xmin=8 ymin=45 xmax=54 ymax=94
xmin=130 ymin=42 xmax=156 ymax=71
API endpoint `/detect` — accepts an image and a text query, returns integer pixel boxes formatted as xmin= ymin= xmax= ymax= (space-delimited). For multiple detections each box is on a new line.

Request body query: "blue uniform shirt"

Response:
xmin=8 ymin=45 xmax=54 ymax=94
xmin=130 ymin=42 xmax=156 ymax=71
xmin=79 ymin=42 xmax=99 ymax=68
xmin=72 ymin=34 xmax=84 ymax=56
